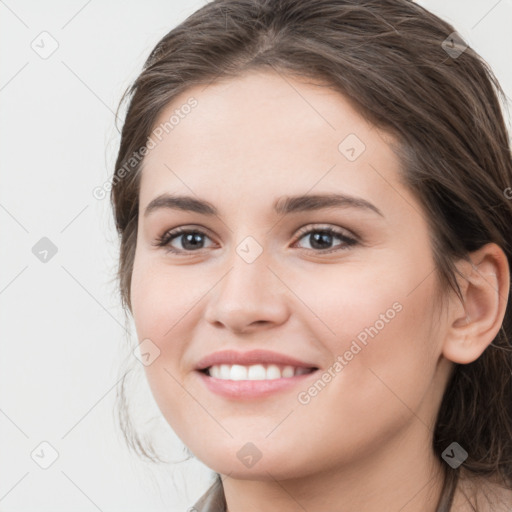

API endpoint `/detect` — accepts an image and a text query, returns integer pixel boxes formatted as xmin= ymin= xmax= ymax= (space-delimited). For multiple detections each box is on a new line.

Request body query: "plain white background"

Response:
xmin=1 ymin=1 xmax=511 ymax=510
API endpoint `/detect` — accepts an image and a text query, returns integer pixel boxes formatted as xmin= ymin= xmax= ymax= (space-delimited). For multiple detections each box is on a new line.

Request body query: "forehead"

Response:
xmin=138 ymin=69 xmax=408 ymax=218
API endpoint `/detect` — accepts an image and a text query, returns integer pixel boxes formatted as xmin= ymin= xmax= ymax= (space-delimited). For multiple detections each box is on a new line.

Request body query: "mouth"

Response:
xmin=194 ymin=349 xmax=321 ymax=399
xmin=195 ymin=361 xmax=319 ymax=401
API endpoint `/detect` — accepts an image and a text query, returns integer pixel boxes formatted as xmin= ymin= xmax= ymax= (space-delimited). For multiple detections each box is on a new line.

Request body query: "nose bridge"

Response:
xmin=204 ymin=235 xmax=289 ymax=331
xmin=219 ymin=236 xmax=275 ymax=306
xmin=227 ymin=237 xmax=270 ymax=295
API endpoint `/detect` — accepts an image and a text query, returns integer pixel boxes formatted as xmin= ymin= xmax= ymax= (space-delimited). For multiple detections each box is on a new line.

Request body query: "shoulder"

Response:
xmin=451 ymin=470 xmax=512 ymax=512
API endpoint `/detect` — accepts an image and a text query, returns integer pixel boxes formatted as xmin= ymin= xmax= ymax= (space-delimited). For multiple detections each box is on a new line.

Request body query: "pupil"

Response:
xmin=310 ymin=232 xmax=332 ymax=250
xmin=183 ymin=233 xmax=203 ymax=250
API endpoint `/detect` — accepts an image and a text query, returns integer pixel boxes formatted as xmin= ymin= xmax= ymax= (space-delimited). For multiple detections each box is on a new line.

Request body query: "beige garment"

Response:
xmin=191 ymin=477 xmax=226 ymax=512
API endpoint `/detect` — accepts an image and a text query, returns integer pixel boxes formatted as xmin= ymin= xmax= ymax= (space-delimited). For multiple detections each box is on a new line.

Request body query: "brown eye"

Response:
xmin=155 ymin=227 xmax=214 ymax=254
xmin=294 ymin=226 xmax=358 ymax=253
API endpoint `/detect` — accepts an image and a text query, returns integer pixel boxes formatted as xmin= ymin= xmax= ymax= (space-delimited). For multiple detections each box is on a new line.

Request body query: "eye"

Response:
xmin=154 ymin=227 xmax=215 ymax=254
xmin=292 ymin=225 xmax=358 ymax=254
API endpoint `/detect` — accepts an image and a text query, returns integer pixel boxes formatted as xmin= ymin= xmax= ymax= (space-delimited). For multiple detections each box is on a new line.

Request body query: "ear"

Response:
xmin=442 ymin=243 xmax=510 ymax=365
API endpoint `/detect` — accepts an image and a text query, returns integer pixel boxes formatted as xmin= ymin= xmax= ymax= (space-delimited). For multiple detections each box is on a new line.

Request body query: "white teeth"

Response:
xmin=207 ymin=364 xmax=314 ymax=381
xmin=230 ymin=364 xmax=247 ymax=380
xmin=266 ymin=364 xmax=282 ymax=380
xmin=220 ymin=364 xmax=230 ymax=379
xmin=247 ymin=364 xmax=266 ymax=380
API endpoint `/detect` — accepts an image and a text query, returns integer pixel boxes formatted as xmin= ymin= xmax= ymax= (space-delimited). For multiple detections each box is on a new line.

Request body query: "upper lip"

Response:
xmin=195 ymin=349 xmax=319 ymax=371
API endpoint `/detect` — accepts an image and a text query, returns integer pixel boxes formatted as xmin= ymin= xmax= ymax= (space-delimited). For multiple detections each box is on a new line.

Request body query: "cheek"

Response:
xmin=285 ymin=257 xmax=437 ymax=360
xmin=129 ymin=261 xmax=199 ymax=432
xmin=130 ymin=254 xmax=201 ymax=345
xmin=313 ymin=264 xmax=439 ymax=385
xmin=289 ymin=261 xmax=440 ymax=420
xmin=129 ymin=255 xmax=212 ymax=399
xmin=311 ymin=270 xmax=440 ymax=424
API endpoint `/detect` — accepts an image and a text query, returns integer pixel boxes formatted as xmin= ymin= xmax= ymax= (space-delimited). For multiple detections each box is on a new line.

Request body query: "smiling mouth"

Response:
xmin=200 ymin=363 xmax=318 ymax=381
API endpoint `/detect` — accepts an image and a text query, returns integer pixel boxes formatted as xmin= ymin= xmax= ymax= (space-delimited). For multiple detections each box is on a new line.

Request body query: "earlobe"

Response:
xmin=442 ymin=243 xmax=510 ymax=365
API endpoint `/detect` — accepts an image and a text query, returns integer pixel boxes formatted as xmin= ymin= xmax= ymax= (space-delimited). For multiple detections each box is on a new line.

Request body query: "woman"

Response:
xmin=111 ymin=1 xmax=512 ymax=510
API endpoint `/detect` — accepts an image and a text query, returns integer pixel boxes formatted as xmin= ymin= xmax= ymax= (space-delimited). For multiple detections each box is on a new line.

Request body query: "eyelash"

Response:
xmin=154 ymin=225 xmax=359 ymax=256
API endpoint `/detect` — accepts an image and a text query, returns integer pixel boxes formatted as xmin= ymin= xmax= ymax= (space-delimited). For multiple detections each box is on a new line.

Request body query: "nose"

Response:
xmin=203 ymin=247 xmax=290 ymax=335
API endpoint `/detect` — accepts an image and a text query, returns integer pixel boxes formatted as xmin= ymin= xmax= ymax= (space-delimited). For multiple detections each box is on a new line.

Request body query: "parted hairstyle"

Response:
xmin=111 ymin=0 xmax=512 ymax=508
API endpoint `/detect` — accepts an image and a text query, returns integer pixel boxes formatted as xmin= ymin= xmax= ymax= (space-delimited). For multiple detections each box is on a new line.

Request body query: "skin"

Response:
xmin=129 ymin=69 xmax=510 ymax=512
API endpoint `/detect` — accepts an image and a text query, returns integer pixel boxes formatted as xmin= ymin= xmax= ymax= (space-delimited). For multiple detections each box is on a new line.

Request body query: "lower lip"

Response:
xmin=196 ymin=369 xmax=319 ymax=399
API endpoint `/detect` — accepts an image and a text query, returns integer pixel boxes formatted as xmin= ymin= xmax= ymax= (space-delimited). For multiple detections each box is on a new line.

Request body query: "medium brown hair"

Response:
xmin=111 ymin=0 xmax=512 ymax=508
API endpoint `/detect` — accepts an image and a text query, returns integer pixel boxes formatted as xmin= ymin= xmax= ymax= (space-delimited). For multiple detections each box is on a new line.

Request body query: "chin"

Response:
xmin=192 ymin=444 xmax=313 ymax=481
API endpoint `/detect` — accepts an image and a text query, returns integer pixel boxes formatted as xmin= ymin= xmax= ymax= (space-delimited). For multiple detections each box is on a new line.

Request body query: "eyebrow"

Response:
xmin=143 ymin=192 xmax=384 ymax=218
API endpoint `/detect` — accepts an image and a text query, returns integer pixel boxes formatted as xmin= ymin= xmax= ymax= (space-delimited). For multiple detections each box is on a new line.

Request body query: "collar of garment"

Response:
xmin=191 ymin=469 xmax=457 ymax=511
xmin=192 ymin=476 xmax=226 ymax=512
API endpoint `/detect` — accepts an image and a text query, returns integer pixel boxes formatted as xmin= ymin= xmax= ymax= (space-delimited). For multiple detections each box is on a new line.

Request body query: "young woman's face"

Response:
xmin=130 ymin=70 xmax=454 ymax=479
